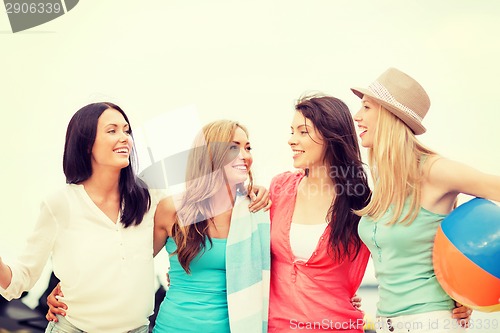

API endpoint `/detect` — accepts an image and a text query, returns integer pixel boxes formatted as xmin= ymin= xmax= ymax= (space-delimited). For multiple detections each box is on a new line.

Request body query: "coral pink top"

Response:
xmin=268 ymin=172 xmax=369 ymax=332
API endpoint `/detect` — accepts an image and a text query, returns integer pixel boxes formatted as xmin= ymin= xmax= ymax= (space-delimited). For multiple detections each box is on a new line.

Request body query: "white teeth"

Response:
xmin=233 ymin=166 xmax=247 ymax=170
xmin=293 ymin=150 xmax=304 ymax=156
xmin=114 ymin=148 xmax=129 ymax=154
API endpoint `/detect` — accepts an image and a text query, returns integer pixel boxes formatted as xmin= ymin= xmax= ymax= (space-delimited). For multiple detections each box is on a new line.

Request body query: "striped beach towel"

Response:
xmin=226 ymin=194 xmax=270 ymax=333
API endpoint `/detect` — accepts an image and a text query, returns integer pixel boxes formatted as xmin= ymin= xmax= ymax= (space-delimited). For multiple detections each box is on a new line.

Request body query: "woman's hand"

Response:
xmin=0 ymin=256 xmax=13 ymax=289
xmin=46 ymin=283 xmax=67 ymax=322
xmin=351 ymin=293 xmax=362 ymax=310
xmin=248 ymin=185 xmax=271 ymax=212
xmin=452 ymin=301 xmax=472 ymax=328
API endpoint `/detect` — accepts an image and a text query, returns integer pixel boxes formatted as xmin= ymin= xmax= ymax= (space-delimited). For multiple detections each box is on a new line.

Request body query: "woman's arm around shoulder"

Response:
xmin=153 ymin=196 xmax=177 ymax=257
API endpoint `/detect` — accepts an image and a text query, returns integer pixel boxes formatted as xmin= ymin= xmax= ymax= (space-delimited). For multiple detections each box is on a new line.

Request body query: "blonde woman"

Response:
xmin=151 ymin=120 xmax=270 ymax=333
xmin=352 ymin=68 xmax=500 ymax=333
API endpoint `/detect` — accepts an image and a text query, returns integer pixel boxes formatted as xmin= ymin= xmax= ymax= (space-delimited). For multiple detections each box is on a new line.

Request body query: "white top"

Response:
xmin=289 ymin=222 xmax=328 ymax=261
xmin=0 ymin=184 xmax=163 ymax=332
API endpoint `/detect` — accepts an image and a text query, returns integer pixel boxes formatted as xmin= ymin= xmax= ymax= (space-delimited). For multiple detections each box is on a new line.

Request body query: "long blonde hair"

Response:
xmin=355 ymin=106 xmax=436 ymax=225
xmin=172 ymin=120 xmax=253 ymax=273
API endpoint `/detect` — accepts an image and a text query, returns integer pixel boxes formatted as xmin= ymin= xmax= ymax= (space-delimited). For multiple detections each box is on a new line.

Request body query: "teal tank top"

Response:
xmin=358 ymin=201 xmax=455 ymax=317
xmin=153 ymin=237 xmax=229 ymax=333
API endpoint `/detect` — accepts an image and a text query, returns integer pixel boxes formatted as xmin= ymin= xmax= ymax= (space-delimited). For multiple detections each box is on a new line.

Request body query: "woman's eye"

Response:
xmin=300 ymin=131 xmax=309 ymax=135
xmin=246 ymin=147 xmax=252 ymax=151
xmin=229 ymin=145 xmax=238 ymax=150
xmin=108 ymin=129 xmax=116 ymax=134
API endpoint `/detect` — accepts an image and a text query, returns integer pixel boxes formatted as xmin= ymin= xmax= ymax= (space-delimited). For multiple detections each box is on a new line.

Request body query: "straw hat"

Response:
xmin=351 ymin=68 xmax=430 ymax=135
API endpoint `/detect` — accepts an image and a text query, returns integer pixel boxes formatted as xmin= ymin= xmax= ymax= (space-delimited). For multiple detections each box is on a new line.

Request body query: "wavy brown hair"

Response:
xmin=172 ymin=120 xmax=253 ymax=273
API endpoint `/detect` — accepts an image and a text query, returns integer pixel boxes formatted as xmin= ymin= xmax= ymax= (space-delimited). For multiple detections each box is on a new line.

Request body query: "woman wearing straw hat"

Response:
xmin=351 ymin=68 xmax=500 ymax=332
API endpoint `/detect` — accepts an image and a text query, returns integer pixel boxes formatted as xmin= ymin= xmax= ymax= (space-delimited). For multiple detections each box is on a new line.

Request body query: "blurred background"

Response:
xmin=1 ymin=1 xmax=499 ymax=331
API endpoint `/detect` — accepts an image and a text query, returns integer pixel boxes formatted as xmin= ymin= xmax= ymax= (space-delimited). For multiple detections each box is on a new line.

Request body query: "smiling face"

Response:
xmin=223 ymin=126 xmax=253 ymax=185
xmin=90 ymin=108 xmax=132 ymax=172
xmin=353 ymin=97 xmax=380 ymax=148
xmin=288 ymin=111 xmax=326 ymax=169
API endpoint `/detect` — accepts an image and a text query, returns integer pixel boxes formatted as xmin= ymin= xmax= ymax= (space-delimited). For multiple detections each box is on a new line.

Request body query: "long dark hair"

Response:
xmin=63 ymin=102 xmax=151 ymax=227
xmin=295 ymin=94 xmax=371 ymax=262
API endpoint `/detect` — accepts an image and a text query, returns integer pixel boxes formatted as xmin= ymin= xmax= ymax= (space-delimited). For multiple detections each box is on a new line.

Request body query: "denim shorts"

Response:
xmin=45 ymin=315 xmax=149 ymax=333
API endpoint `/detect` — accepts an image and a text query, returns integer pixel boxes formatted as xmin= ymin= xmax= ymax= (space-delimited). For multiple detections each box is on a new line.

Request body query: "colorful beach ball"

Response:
xmin=433 ymin=198 xmax=500 ymax=312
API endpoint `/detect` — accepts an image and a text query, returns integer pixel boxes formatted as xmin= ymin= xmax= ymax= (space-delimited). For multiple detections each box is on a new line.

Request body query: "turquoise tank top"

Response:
xmin=358 ymin=201 xmax=455 ymax=317
xmin=153 ymin=237 xmax=229 ymax=333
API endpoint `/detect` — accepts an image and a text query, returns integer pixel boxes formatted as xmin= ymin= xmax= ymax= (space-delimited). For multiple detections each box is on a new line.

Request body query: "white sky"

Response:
xmin=1 ymin=0 xmax=499 ymax=279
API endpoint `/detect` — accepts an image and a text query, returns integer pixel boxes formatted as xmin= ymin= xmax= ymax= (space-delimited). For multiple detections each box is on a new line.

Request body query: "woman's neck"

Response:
xmin=82 ymin=168 xmax=121 ymax=198
xmin=301 ymin=165 xmax=336 ymax=197
xmin=210 ymin=183 xmax=237 ymax=217
xmin=305 ymin=165 xmax=334 ymax=184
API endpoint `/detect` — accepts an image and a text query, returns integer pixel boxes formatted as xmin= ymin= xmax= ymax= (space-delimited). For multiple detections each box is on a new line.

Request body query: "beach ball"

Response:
xmin=433 ymin=198 xmax=500 ymax=312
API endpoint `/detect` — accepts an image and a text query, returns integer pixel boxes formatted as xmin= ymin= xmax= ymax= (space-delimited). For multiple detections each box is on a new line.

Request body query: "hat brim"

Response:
xmin=351 ymin=87 xmax=426 ymax=135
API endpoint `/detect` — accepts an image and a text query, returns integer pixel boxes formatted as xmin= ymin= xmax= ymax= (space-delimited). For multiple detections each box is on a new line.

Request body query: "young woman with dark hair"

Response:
xmin=0 ymin=102 xmax=159 ymax=332
xmin=62 ymin=102 xmax=151 ymax=226
xmin=268 ymin=94 xmax=371 ymax=333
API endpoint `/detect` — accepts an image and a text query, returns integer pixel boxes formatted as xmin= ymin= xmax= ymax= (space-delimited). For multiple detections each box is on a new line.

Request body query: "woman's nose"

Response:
xmin=353 ymin=109 xmax=362 ymax=122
